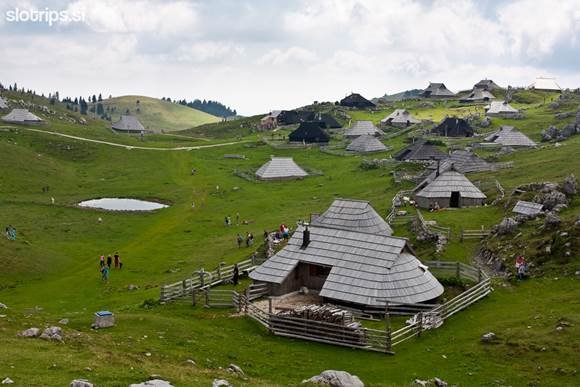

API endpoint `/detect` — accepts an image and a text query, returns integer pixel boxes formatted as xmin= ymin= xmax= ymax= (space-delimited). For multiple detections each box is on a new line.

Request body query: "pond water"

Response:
xmin=78 ymin=198 xmax=169 ymax=212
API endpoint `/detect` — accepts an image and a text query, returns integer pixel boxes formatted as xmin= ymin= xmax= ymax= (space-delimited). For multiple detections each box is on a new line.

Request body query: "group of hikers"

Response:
xmin=99 ymin=252 xmax=123 ymax=281
xmin=4 ymin=225 xmax=16 ymax=240
xmin=237 ymin=232 xmax=255 ymax=248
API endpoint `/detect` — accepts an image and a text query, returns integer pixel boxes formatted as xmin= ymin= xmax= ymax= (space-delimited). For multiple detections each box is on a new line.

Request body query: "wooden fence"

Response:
xmin=460 ymin=227 xmax=492 ymax=242
xmin=416 ymin=210 xmax=451 ymax=239
xmin=160 ymin=256 xmax=263 ymax=302
xmin=201 ymin=261 xmax=491 ymax=354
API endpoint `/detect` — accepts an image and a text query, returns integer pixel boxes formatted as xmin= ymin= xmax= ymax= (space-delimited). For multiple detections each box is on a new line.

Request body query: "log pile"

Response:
xmin=276 ymin=304 xmax=356 ymax=325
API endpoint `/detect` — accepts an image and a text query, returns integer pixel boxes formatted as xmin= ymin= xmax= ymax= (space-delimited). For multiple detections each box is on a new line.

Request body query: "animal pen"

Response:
xmin=162 ymin=259 xmax=492 ymax=354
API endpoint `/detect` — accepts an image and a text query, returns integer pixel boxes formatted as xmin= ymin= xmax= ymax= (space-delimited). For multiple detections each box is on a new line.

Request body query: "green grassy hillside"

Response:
xmin=97 ymin=95 xmax=220 ymax=132
xmin=0 ymin=88 xmax=578 ymax=386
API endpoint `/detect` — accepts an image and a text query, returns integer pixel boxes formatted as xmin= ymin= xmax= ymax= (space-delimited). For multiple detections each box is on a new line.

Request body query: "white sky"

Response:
xmin=1 ymin=0 xmax=579 ymax=115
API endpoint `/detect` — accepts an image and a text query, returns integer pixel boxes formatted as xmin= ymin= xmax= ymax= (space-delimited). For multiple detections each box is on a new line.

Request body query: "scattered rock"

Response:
xmin=40 ymin=326 xmax=63 ymax=342
xmin=70 ymin=380 xmax=93 ymax=387
xmin=1 ymin=378 xmax=14 ymax=384
xmin=227 ymin=363 xmax=245 ymax=376
xmin=185 ymin=359 xmax=196 ymax=366
xmin=495 ymin=217 xmax=518 ymax=235
xmin=212 ymin=380 xmax=232 ymax=387
xmin=561 ymin=174 xmax=577 ymax=196
xmin=544 ymin=212 xmax=561 ymax=228
xmin=481 ymin=332 xmax=497 ymax=343
xmin=537 ymin=190 xmax=568 ymax=210
xmin=302 ymin=370 xmax=364 ymax=386
xmin=129 ymin=380 xmax=173 ymax=387
xmin=19 ymin=327 xmax=41 ymax=338
xmin=127 ymin=284 xmax=139 ymax=291
xmin=59 ymin=318 xmax=69 ymax=325
xmin=0 ymin=303 xmax=7 ymax=309
xmin=412 ymin=378 xmax=448 ymax=387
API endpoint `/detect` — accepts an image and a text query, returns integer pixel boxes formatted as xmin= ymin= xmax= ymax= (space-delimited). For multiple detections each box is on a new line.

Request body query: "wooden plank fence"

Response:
xmin=460 ymin=227 xmax=492 ymax=242
xmin=416 ymin=210 xmax=451 ymax=239
xmin=160 ymin=256 xmax=263 ymax=302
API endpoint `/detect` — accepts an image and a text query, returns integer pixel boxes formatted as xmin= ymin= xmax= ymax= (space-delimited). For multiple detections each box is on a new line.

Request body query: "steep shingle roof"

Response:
xmin=485 ymin=126 xmax=536 ymax=147
xmin=250 ymin=224 xmax=443 ymax=305
xmin=346 ymin=135 xmax=388 ymax=153
xmin=465 ymin=88 xmax=495 ymax=101
xmin=474 ymin=79 xmax=501 ymax=90
xmin=394 ymin=139 xmax=447 ymax=161
xmin=111 ymin=115 xmax=145 ymax=132
xmin=416 ymin=170 xmax=486 ymax=200
xmin=345 ymin=120 xmax=384 ymax=138
xmin=288 ymin=122 xmax=330 ymax=143
xmin=255 ymin=157 xmax=308 ymax=180
xmin=311 ymin=198 xmax=393 ymax=236
xmin=421 ymin=82 xmax=455 ymax=98
xmin=512 ymin=200 xmax=544 ymax=216
xmin=528 ymin=77 xmax=561 ymax=91
xmin=339 ymin=93 xmax=375 ymax=108
xmin=486 ymin=101 xmax=519 ymax=116
xmin=432 ymin=117 xmax=474 ymax=137
xmin=1 ymin=108 xmax=43 ymax=123
xmin=380 ymin=109 xmax=421 ymax=125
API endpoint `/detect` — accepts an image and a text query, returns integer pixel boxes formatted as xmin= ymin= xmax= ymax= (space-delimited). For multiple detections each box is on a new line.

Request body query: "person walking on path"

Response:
xmin=515 ymin=255 xmax=527 ymax=280
xmin=232 ymin=264 xmax=239 ymax=286
xmin=114 ymin=252 xmax=120 ymax=269
xmin=99 ymin=255 xmax=105 ymax=268
xmin=101 ymin=265 xmax=109 ymax=281
xmin=107 ymin=255 xmax=112 ymax=268
xmin=237 ymin=233 xmax=244 ymax=248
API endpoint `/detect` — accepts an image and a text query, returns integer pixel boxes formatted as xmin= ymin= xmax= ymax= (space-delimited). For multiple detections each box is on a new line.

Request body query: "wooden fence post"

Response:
xmin=456 ymin=261 xmax=461 ymax=280
xmin=417 ymin=312 xmax=423 ymax=337
xmin=181 ymin=279 xmax=187 ymax=296
xmin=478 ymin=268 xmax=482 ymax=283
xmin=385 ymin=302 xmax=392 ymax=353
xmin=460 ymin=229 xmax=464 ymax=243
xmin=199 ymin=268 xmax=205 ymax=289
xmin=204 ymin=290 xmax=209 ymax=308
xmin=268 ymin=297 xmax=273 ymax=314
xmin=245 ymin=288 xmax=249 ymax=313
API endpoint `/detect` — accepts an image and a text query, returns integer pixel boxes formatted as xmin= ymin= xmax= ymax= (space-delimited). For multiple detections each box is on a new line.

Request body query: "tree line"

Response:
xmin=161 ymin=97 xmax=237 ymax=118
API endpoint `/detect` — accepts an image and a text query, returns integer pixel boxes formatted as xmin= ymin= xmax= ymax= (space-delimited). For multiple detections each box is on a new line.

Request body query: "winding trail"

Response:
xmin=17 ymin=127 xmax=248 ymax=151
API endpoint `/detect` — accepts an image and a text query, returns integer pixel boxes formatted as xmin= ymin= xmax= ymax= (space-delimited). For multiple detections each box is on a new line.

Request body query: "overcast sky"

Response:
xmin=1 ymin=0 xmax=579 ymax=115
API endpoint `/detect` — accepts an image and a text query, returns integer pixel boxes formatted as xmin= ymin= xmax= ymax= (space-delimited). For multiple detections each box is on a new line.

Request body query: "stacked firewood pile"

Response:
xmin=276 ymin=304 xmax=357 ymax=326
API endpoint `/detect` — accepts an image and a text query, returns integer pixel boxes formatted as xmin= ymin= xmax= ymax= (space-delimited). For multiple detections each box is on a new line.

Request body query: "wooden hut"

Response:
xmin=473 ymin=79 xmax=502 ymax=91
xmin=288 ymin=122 xmax=330 ymax=143
xmin=346 ymin=135 xmax=388 ymax=153
xmin=1 ymin=108 xmax=44 ymax=124
xmin=484 ymin=126 xmax=536 ymax=147
xmin=251 ymin=200 xmax=442 ymax=307
xmin=485 ymin=101 xmax=519 ymax=118
xmin=111 ymin=115 xmax=145 ymax=134
xmin=339 ymin=93 xmax=375 ymax=108
xmin=255 ymin=157 xmax=308 ymax=180
xmin=420 ymin=83 xmax=455 ymax=98
xmin=431 ymin=117 xmax=474 ymax=137
xmin=394 ymin=139 xmax=447 ymax=162
xmin=380 ymin=109 xmax=421 ymax=127
xmin=414 ymin=169 xmax=486 ymax=209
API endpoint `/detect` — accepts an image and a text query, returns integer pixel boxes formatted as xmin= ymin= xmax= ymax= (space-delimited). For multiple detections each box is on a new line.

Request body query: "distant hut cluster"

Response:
xmin=255 ymin=157 xmax=308 ymax=180
xmin=380 ymin=109 xmax=421 ymax=127
xmin=2 ymin=108 xmax=44 ymax=124
xmin=251 ymin=199 xmax=443 ymax=308
xmin=111 ymin=115 xmax=145 ymax=134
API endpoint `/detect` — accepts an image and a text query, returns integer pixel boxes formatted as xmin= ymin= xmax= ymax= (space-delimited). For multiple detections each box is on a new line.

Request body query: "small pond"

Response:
xmin=78 ymin=198 xmax=169 ymax=212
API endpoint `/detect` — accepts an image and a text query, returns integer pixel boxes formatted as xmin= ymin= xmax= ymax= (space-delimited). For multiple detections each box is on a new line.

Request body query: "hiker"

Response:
xmin=101 ymin=265 xmax=109 ymax=281
xmin=246 ymin=233 xmax=254 ymax=247
xmin=263 ymin=230 xmax=269 ymax=241
xmin=236 ymin=212 xmax=240 ymax=226
xmin=99 ymin=255 xmax=105 ymax=268
xmin=114 ymin=252 xmax=120 ymax=269
xmin=433 ymin=201 xmax=441 ymax=211
xmin=107 ymin=255 xmax=112 ymax=268
xmin=237 ymin=233 xmax=244 ymax=248
xmin=515 ymin=255 xmax=527 ymax=280
xmin=51 ymin=197 xmax=55 ymax=205
xmin=282 ymin=226 xmax=289 ymax=240
xmin=5 ymin=226 xmax=10 ymax=239
xmin=232 ymin=264 xmax=239 ymax=286
xmin=118 ymin=257 xmax=123 ymax=270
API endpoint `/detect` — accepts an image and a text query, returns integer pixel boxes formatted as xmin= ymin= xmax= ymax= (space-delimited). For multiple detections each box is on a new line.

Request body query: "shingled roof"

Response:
xmin=432 ymin=117 xmax=474 ymax=137
xmin=485 ymin=101 xmax=519 ymax=117
xmin=420 ymin=82 xmax=455 ymax=98
xmin=315 ymin=113 xmax=342 ymax=128
xmin=346 ymin=135 xmax=388 ymax=153
xmin=394 ymin=139 xmax=447 ymax=161
xmin=380 ymin=109 xmax=421 ymax=126
xmin=111 ymin=115 xmax=145 ymax=133
xmin=464 ymin=88 xmax=495 ymax=102
xmin=339 ymin=93 xmax=375 ymax=108
xmin=288 ymin=121 xmax=330 ymax=143
xmin=250 ymin=224 xmax=443 ymax=305
xmin=416 ymin=170 xmax=486 ymax=200
xmin=0 ymin=96 xmax=8 ymax=109
xmin=474 ymin=79 xmax=502 ymax=91
xmin=255 ymin=157 xmax=308 ymax=180
xmin=1 ymin=108 xmax=43 ymax=123
xmin=311 ymin=198 xmax=393 ymax=236
xmin=345 ymin=120 xmax=384 ymax=138
xmin=528 ymin=77 xmax=561 ymax=91
xmin=485 ymin=126 xmax=536 ymax=147
xmin=512 ymin=201 xmax=544 ymax=216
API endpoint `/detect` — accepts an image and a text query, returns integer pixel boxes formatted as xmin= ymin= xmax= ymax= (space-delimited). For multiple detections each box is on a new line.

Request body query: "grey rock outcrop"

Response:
xmin=212 ymin=380 xmax=232 ymax=387
xmin=561 ymin=174 xmax=577 ymax=196
xmin=19 ymin=327 xmax=41 ymax=338
xmin=70 ymin=380 xmax=93 ymax=387
xmin=227 ymin=363 xmax=245 ymax=376
xmin=494 ymin=218 xmax=518 ymax=235
xmin=129 ymin=380 xmax=173 ymax=387
xmin=302 ymin=370 xmax=364 ymax=386
xmin=537 ymin=190 xmax=568 ymax=210
xmin=481 ymin=332 xmax=497 ymax=343
xmin=544 ymin=212 xmax=561 ymax=228
xmin=40 ymin=326 xmax=63 ymax=342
